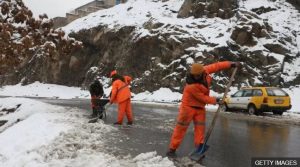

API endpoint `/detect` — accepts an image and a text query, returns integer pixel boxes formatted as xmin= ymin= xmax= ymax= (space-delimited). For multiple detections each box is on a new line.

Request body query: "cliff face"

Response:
xmin=178 ymin=0 xmax=238 ymax=19
xmin=59 ymin=25 xmax=202 ymax=92
xmin=2 ymin=0 xmax=300 ymax=93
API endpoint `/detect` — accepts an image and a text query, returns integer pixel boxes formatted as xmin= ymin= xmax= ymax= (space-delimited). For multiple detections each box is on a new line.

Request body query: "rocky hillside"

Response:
xmin=2 ymin=0 xmax=300 ymax=93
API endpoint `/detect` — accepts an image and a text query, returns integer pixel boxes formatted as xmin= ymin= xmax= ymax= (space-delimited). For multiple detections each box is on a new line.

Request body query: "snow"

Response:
xmin=62 ymin=0 xmax=182 ymax=33
xmin=0 ymin=81 xmax=90 ymax=99
xmin=284 ymin=88 xmax=300 ymax=113
xmin=132 ymin=151 xmax=174 ymax=167
xmin=62 ymin=0 xmax=231 ymax=53
xmin=241 ymin=0 xmax=300 ymax=82
xmin=186 ymin=57 xmax=194 ymax=65
xmin=61 ymin=0 xmax=300 ymax=85
xmin=2 ymin=0 xmax=300 ymax=165
xmin=0 ymin=98 xmax=175 ymax=167
xmin=297 ymin=34 xmax=300 ymax=52
xmin=0 ymin=98 xmax=66 ymax=132
xmin=1 ymin=82 xmax=300 ymax=112
xmin=242 ymin=0 xmax=276 ymax=11
xmin=0 ymin=98 xmax=72 ymax=166
xmin=133 ymin=88 xmax=181 ymax=103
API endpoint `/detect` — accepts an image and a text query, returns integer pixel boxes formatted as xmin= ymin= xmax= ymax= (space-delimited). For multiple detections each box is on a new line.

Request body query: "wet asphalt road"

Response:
xmin=40 ymin=98 xmax=300 ymax=167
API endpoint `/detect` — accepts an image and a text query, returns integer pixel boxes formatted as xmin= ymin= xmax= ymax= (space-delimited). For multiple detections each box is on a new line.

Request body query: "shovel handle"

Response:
xmin=203 ymin=67 xmax=238 ymax=145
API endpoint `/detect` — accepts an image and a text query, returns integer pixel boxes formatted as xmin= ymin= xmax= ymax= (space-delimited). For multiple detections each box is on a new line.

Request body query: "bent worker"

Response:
xmin=89 ymin=79 xmax=104 ymax=118
xmin=166 ymin=61 xmax=241 ymax=157
xmin=110 ymin=70 xmax=133 ymax=125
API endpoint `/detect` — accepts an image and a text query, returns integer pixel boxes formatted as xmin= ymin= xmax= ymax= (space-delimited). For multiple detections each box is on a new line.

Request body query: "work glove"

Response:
xmin=216 ymin=97 xmax=224 ymax=105
xmin=231 ymin=62 xmax=241 ymax=68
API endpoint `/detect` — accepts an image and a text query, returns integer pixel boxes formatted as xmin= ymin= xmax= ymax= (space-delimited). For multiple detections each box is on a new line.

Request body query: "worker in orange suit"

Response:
xmin=166 ymin=61 xmax=241 ymax=157
xmin=110 ymin=70 xmax=133 ymax=125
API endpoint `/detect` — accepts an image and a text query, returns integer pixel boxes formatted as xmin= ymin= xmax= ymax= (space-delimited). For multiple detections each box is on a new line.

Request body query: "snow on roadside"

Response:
xmin=297 ymin=34 xmax=300 ymax=51
xmin=0 ymin=98 xmax=175 ymax=167
xmin=0 ymin=97 xmax=67 ymax=132
xmin=133 ymin=88 xmax=181 ymax=103
xmin=284 ymin=87 xmax=300 ymax=113
xmin=0 ymin=98 xmax=73 ymax=166
xmin=1 ymin=82 xmax=299 ymax=112
xmin=132 ymin=152 xmax=174 ymax=167
xmin=0 ymin=82 xmax=90 ymax=99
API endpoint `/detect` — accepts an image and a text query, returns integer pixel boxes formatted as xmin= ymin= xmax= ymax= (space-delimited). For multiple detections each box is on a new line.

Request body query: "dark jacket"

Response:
xmin=89 ymin=80 xmax=104 ymax=97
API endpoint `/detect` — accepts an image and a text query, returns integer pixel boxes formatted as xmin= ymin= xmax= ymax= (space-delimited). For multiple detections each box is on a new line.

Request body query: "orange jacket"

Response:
xmin=110 ymin=79 xmax=131 ymax=103
xmin=181 ymin=61 xmax=232 ymax=108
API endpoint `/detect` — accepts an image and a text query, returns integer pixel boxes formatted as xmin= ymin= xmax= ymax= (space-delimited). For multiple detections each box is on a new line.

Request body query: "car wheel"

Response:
xmin=273 ymin=110 xmax=283 ymax=115
xmin=222 ymin=103 xmax=229 ymax=112
xmin=248 ymin=104 xmax=256 ymax=115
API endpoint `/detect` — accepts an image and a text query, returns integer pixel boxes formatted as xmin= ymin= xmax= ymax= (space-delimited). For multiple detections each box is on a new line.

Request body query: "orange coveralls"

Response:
xmin=110 ymin=79 xmax=133 ymax=124
xmin=169 ymin=61 xmax=232 ymax=150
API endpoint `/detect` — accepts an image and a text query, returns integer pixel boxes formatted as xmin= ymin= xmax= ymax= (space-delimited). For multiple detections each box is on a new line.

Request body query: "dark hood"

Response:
xmin=186 ymin=73 xmax=208 ymax=88
xmin=112 ymin=74 xmax=125 ymax=83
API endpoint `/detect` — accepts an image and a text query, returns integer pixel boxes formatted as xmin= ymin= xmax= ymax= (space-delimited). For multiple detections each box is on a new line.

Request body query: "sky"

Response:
xmin=23 ymin=0 xmax=93 ymax=18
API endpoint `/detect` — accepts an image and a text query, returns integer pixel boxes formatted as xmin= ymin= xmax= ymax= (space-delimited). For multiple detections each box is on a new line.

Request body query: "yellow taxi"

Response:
xmin=224 ymin=87 xmax=291 ymax=115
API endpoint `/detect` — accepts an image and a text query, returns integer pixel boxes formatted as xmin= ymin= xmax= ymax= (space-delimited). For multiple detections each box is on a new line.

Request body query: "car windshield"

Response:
xmin=266 ymin=88 xmax=288 ymax=96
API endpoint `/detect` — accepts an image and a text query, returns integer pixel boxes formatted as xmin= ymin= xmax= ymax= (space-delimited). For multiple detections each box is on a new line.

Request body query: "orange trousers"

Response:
xmin=117 ymin=98 xmax=133 ymax=124
xmin=169 ymin=105 xmax=206 ymax=150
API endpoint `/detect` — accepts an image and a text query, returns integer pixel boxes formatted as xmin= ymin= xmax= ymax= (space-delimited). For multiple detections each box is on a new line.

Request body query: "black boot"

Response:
xmin=114 ymin=122 xmax=122 ymax=125
xmin=98 ymin=106 xmax=104 ymax=119
xmin=166 ymin=149 xmax=176 ymax=158
xmin=127 ymin=121 xmax=133 ymax=125
xmin=89 ymin=108 xmax=98 ymax=119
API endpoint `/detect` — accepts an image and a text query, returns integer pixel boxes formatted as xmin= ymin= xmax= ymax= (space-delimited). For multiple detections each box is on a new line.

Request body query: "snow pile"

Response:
xmin=132 ymin=151 xmax=174 ymax=167
xmin=133 ymin=88 xmax=182 ymax=103
xmin=0 ymin=98 xmax=175 ymax=167
xmin=284 ymin=87 xmax=300 ymax=113
xmin=29 ymin=120 xmax=121 ymax=167
xmin=0 ymin=98 xmax=73 ymax=166
xmin=0 ymin=97 xmax=67 ymax=132
xmin=0 ymin=81 xmax=90 ymax=99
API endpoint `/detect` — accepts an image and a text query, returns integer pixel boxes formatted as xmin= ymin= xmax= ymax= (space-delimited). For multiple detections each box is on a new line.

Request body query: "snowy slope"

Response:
xmin=63 ymin=0 xmax=232 ymax=49
xmin=0 ymin=98 xmax=175 ymax=166
xmin=63 ymin=0 xmax=300 ymax=54
xmin=240 ymin=0 xmax=300 ymax=82
xmin=62 ymin=0 xmax=300 ymax=86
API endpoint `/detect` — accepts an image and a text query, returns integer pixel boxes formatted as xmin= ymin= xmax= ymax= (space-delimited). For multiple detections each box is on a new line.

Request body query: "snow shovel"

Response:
xmin=190 ymin=67 xmax=238 ymax=161
xmin=88 ymin=99 xmax=111 ymax=123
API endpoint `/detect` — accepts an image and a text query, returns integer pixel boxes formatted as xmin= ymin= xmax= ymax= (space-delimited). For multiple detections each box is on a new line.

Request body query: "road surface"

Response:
xmin=41 ymin=98 xmax=300 ymax=167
